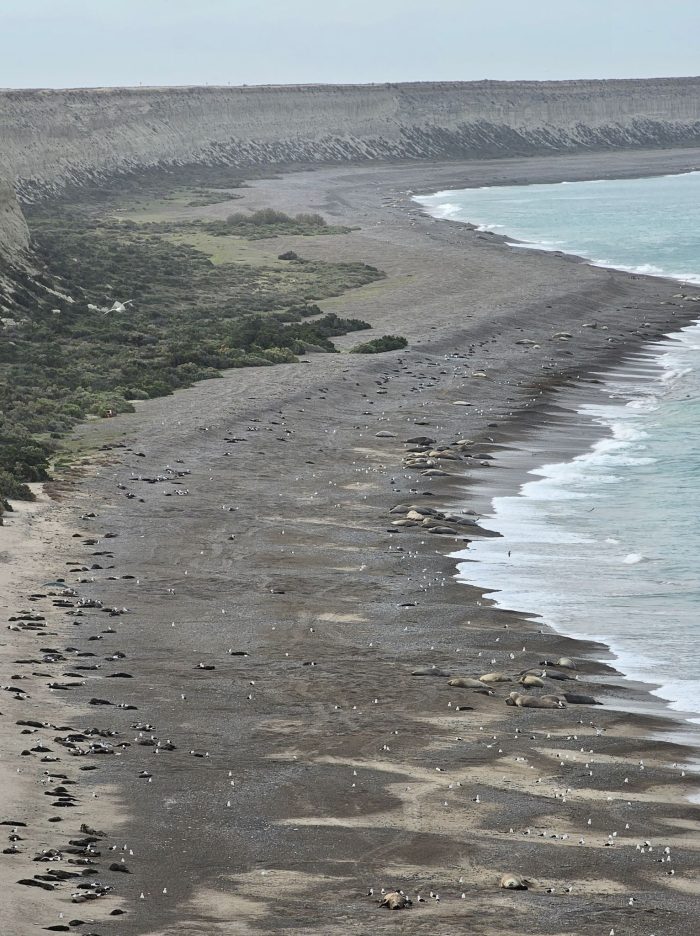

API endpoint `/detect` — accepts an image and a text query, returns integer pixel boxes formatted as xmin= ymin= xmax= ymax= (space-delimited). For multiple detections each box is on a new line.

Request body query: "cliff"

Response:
xmin=1 ymin=77 xmax=700 ymax=260
xmin=3 ymin=78 xmax=700 ymax=198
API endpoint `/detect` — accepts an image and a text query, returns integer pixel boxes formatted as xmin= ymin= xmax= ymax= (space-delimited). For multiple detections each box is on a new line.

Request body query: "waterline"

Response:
xmin=418 ymin=173 xmax=700 ymax=723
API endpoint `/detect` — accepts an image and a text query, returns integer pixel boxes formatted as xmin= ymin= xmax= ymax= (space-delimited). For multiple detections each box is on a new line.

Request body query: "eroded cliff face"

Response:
xmin=2 ymin=79 xmax=700 ymax=200
xmin=0 ymin=179 xmax=29 ymax=253
xmin=1 ymin=78 xmax=700 ymax=263
xmin=0 ymin=176 xmax=30 ymax=299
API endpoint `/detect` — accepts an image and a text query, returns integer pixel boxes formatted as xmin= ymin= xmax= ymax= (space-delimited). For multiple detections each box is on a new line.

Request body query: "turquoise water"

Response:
xmin=416 ymin=171 xmax=700 ymax=283
xmin=416 ymin=173 xmax=700 ymax=722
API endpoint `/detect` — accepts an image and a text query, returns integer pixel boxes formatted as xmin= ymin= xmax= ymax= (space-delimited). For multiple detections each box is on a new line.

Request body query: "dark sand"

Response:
xmin=3 ymin=148 xmax=700 ymax=935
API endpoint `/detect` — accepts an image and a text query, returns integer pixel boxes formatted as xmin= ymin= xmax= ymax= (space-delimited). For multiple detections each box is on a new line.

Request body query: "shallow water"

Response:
xmin=416 ymin=173 xmax=700 ymax=723
xmin=416 ymin=170 xmax=700 ymax=284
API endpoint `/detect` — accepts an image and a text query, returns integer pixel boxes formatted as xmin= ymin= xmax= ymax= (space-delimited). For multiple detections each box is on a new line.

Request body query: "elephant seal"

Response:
xmin=540 ymin=656 xmax=577 ymax=669
xmin=449 ymin=677 xmax=487 ymax=689
xmin=449 ymin=678 xmax=494 ymax=695
xmin=406 ymin=509 xmax=429 ymax=521
xmin=518 ymin=674 xmax=545 ymax=688
xmin=412 ymin=667 xmax=452 ymax=677
xmin=479 ymin=672 xmax=511 ymax=684
xmin=561 ymin=692 xmax=602 ymax=705
xmin=380 ymin=891 xmax=412 ymax=909
xmin=506 ymin=692 xmax=566 ymax=709
xmin=542 ymin=669 xmax=575 ymax=682
xmin=500 ymin=874 xmax=531 ymax=890
xmin=389 ymin=504 xmax=411 ymax=515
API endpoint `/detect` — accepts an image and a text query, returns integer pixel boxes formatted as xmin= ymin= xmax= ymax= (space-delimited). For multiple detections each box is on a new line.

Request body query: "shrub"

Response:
xmin=203 ymin=209 xmax=346 ymax=240
xmin=0 ymin=469 xmax=36 ymax=502
xmin=226 ymin=209 xmax=291 ymax=227
xmin=294 ymin=213 xmax=327 ymax=227
xmin=349 ymin=335 xmax=409 ymax=354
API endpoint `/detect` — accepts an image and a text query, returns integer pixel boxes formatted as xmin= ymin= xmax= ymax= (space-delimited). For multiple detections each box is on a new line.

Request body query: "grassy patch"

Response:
xmin=206 ymin=208 xmax=352 ymax=240
xmin=163 ymin=231 xmax=284 ymax=266
xmin=138 ymin=209 xmax=353 ymax=241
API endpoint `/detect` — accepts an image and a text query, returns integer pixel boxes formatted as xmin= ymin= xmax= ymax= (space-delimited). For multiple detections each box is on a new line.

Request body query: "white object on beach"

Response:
xmin=103 ymin=299 xmax=134 ymax=314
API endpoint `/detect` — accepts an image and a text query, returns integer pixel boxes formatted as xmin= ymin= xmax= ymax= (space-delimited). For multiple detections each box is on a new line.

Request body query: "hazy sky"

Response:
xmin=4 ymin=0 xmax=699 ymax=89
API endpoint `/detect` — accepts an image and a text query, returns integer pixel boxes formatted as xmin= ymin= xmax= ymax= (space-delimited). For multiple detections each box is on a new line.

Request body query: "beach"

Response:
xmin=3 ymin=147 xmax=700 ymax=935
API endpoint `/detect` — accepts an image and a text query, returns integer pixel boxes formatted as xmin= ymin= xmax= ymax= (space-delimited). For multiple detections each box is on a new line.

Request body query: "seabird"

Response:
xmin=103 ymin=299 xmax=134 ymax=315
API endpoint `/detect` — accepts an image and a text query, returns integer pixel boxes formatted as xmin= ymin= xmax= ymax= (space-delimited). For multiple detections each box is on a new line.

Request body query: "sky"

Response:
xmin=3 ymin=0 xmax=699 ymax=89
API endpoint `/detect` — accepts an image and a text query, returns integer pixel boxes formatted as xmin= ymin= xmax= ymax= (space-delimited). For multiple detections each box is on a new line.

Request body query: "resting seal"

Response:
xmin=380 ymin=891 xmax=412 ymax=909
xmin=542 ymin=669 xmax=575 ymax=682
xmin=449 ymin=677 xmax=488 ymax=689
xmin=518 ymin=674 xmax=544 ymax=688
xmin=412 ymin=667 xmax=452 ymax=677
xmin=540 ymin=656 xmax=577 ymax=669
xmin=449 ymin=677 xmax=494 ymax=695
xmin=479 ymin=672 xmax=511 ymax=684
xmin=561 ymin=692 xmax=602 ymax=705
xmin=500 ymin=874 xmax=531 ymax=890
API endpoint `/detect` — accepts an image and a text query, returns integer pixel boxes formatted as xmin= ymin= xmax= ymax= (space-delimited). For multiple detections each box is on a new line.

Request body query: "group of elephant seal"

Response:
xmin=507 ymin=690 xmax=601 ymax=708
xmin=507 ymin=692 xmax=566 ymax=709
xmin=411 ymin=655 xmax=602 ymax=707
xmin=377 ymin=877 xmax=531 ymax=906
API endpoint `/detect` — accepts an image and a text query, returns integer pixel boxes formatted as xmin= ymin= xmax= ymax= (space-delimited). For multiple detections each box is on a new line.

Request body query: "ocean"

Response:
xmin=415 ymin=172 xmax=700 ymax=725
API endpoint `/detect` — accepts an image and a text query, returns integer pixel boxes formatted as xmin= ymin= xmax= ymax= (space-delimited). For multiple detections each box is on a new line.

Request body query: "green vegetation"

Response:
xmin=0 ymin=200 xmax=383 ymax=508
xmin=349 ymin=335 xmax=408 ymax=354
xmin=185 ymin=189 xmax=244 ymax=208
xmin=212 ymin=208 xmax=350 ymax=239
xmin=141 ymin=208 xmax=353 ymax=241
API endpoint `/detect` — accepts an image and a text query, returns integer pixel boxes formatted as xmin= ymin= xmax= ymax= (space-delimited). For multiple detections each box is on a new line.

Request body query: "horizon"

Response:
xmin=4 ymin=74 xmax=700 ymax=94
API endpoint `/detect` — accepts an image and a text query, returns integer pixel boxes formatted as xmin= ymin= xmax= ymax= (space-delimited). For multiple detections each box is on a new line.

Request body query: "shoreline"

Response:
xmin=446 ymin=322 xmax=700 ymax=739
xmin=4 ymin=148 xmax=700 ymax=934
xmin=412 ymin=172 xmax=700 ymax=740
xmin=414 ymin=168 xmax=700 ymax=287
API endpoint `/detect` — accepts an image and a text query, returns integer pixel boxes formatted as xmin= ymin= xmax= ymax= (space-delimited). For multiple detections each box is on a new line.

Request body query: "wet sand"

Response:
xmin=3 ymin=148 xmax=700 ymax=934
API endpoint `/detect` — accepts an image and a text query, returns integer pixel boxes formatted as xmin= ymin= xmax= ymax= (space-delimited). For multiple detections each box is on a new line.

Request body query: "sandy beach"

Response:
xmin=3 ymin=148 xmax=700 ymax=935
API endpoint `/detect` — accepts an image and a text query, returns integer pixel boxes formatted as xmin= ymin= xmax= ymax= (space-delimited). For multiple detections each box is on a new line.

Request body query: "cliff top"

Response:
xmin=2 ymin=76 xmax=700 ymax=96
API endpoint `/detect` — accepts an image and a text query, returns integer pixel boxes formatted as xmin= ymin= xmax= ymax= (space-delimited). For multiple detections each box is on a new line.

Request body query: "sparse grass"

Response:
xmin=185 ymin=189 xmax=244 ymax=208
xmin=163 ymin=231 xmax=285 ymax=266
